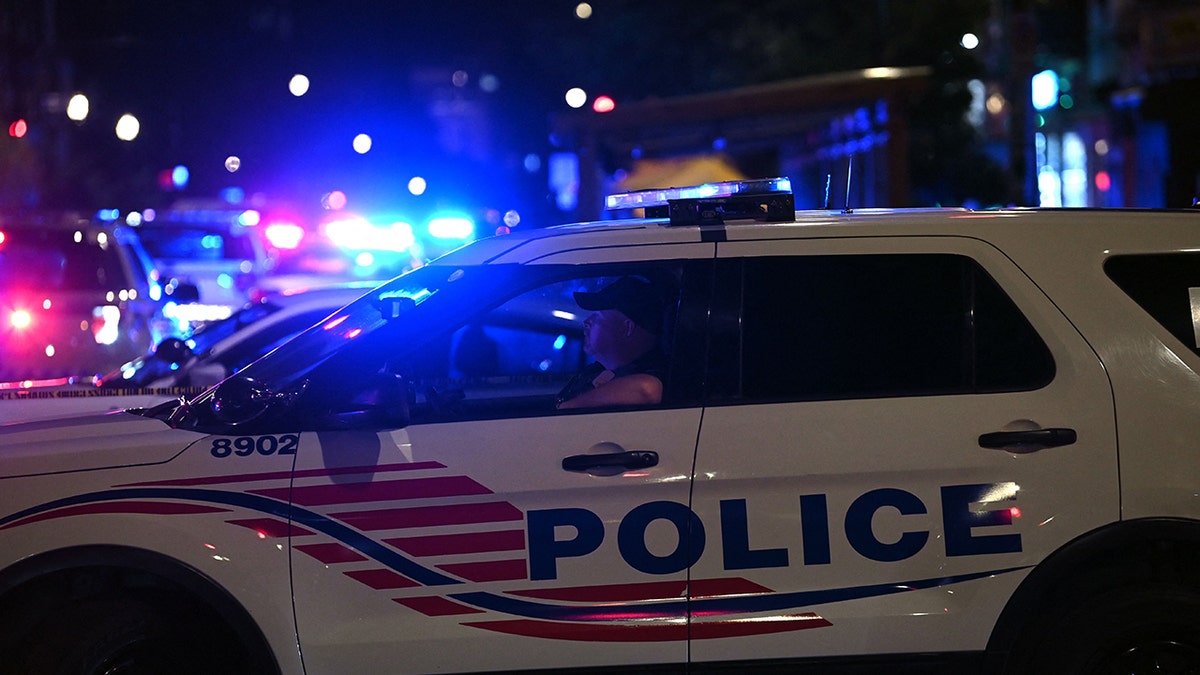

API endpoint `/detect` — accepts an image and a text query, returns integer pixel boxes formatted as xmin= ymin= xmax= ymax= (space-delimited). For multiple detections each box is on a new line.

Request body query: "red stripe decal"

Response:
xmin=253 ymin=476 xmax=492 ymax=506
xmin=119 ymin=461 xmax=446 ymax=487
xmin=119 ymin=471 xmax=294 ymax=487
xmin=345 ymin=568 xmax=420 ymax=590
xmin=332 ymin=501 xmax=523 ymax=531
xmin=462 ymin=619 xmax=687 ymax=642
xmin=225 ymin=518 xmax=313 ymax=538
xmin=690 ymin=578 xmax=775 ymax=597
xmin=507 ymin=578 xmax=774 ymax=603
xmin=386 ymin=530 xmax=526 ymax=557
xmin=294 ymin=542 xmax=367 ymax=564
xmin=508 ymin=580 xmax=687 ymax=603
xmin=689 ymin=613 xmax=832 ymax=639
xmin=0 ymin=501 xmax=228 ymax=530
xmin=463 ymin=614 xmax=830 ymax=642
xmin=394 ymin=596 xmax=486 ymax=616
xmin=437 ymin=559 xmax=528 ymax=582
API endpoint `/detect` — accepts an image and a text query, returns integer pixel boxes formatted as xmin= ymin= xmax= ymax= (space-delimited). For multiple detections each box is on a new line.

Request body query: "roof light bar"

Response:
xmin=606 ymin=178 xmax=795 ymax=225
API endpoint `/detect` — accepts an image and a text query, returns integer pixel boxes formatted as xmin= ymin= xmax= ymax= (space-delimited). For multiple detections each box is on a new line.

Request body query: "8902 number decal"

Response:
xmin=211 ymin=434 xmax=299 ymax=458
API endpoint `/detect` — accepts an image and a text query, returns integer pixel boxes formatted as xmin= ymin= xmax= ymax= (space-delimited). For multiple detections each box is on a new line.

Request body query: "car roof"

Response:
xmin=426 ymin=205 xmax=1200 ymax=269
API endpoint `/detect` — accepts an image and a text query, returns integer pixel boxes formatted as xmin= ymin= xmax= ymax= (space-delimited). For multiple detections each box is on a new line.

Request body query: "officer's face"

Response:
xmin=582 ymin=310 xmax=628 ymax=357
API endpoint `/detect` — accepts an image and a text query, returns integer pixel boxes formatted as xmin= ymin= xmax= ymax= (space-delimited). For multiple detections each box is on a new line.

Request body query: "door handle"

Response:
xmin=562 ymin=451 xmax=659 ymax=473
xmin=978 ymin=427 xmax=1077 ymax=452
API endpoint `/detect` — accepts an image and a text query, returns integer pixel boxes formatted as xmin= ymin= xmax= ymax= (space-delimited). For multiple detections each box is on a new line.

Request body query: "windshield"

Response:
xmin=222 ymin=263 xmax=523 ymax=394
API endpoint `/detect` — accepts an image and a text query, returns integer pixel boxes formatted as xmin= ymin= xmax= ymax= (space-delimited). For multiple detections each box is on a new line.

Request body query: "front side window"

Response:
xmin=396 ymin=265 xmax=689 ymax=423
xmin=174 ymin=260 xmax=704 ymax=433
xmin=722 ymin=253 xmax=1054 ymax=403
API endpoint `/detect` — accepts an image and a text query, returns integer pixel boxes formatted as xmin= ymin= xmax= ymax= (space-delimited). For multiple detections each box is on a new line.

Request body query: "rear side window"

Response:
xmin=1105 ymin=253 xmax=1200 ymax=358
xmin=728 ymin=254 xmax=1054 ymax=402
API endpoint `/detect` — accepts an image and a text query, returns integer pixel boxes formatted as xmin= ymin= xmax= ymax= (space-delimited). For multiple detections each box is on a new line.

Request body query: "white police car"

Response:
xmin=1 ymin=180 xmax=1198 ymax=674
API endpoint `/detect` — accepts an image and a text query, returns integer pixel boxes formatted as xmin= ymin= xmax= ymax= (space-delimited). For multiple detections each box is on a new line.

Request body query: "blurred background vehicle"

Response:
xmin=0 ymin=212 xmax=173 ymax=381
xmin=122 ymin=204 xmax=275 ymax=328
xmin=98 ymin=281 xmax=376 ymax=390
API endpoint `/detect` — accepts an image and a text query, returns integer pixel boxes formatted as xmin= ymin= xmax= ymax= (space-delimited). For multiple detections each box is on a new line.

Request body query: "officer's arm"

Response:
xmin=556 ymin=373 xmax=663 ymax=409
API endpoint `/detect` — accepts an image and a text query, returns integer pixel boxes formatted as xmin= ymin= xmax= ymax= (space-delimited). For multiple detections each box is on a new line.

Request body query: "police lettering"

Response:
xmin=527 ymin=482 xmax=1021 ymax=580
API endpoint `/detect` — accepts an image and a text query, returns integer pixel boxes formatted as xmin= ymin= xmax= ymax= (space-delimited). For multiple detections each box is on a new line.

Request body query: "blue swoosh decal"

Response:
xmin=449 ymin=566 xmax=1031 ymax=622
xmin=2 ymin=487 xmax=462 ymax=587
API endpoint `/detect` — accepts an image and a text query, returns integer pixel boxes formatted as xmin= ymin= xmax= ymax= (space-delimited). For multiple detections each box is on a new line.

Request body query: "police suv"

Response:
xmin=1 ymin=180 xmax=1198 ymax=674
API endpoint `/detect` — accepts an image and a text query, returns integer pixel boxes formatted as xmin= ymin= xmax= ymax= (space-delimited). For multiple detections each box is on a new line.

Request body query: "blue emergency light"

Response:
xmin=605 ymin=178 xmax=795 ymax=225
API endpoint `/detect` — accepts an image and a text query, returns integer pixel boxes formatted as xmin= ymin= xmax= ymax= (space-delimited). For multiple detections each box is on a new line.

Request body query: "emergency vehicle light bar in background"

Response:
xmin=606 ymin=178 xmax=796 ymax=226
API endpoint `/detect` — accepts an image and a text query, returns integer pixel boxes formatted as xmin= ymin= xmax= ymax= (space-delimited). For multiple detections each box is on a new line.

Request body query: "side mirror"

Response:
xmin=210 ymin=376 xmax=275 ymax=425
xmin=154 ymin=337 xmax=195 ymax=365
xmin=166 ymin=279 xmax=201 ymax=304
xmin=373 ymin=293 xmax=417 ymax=320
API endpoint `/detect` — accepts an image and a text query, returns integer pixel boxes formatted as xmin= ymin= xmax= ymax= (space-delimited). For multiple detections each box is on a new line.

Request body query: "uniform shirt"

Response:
xmin=555 ymin=348 xmax=668 ymax=409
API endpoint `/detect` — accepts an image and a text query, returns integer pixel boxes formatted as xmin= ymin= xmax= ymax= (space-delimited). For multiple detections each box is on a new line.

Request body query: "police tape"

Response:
xmin=0 ymin=387 xmax=206 ymax=401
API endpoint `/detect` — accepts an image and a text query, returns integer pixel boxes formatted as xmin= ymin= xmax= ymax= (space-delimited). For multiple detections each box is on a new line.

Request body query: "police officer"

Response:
xmin=556 ymin=276 xmax=667 ymax=409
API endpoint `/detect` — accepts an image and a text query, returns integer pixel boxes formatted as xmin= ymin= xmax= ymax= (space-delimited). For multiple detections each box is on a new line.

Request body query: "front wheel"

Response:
xmin=1009 ymin=584 xmax=1200 ymax=675
xmin=9 ymin=593 xmax=250 ymax=675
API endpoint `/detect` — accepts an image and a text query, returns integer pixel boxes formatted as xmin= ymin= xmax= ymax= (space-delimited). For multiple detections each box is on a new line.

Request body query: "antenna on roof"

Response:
xmin=823 ymin=174 xmax=832 ymax=210
xmin=844 ymin=154 xmax=854 ymax=213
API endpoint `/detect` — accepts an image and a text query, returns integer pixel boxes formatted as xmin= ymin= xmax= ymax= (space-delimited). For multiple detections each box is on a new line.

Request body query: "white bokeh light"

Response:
xmin=353 ymin=133 xmax=373 ymax=154
xmin=288 ymin=74 xmax=310 ymax=97
xmin=565 ymin=87 xmax=587 ymax=108
xmin=115 ymin=114 xmax=140 ymax=141
xmin=66 ymin=94 xmax=89 ymax=122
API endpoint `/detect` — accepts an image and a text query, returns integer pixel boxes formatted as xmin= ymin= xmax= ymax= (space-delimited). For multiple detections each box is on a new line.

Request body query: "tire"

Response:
xmin=1010 ymin=584 xmax=1200 ymax=675
xmin=10 ymin=593 xmax=247 ymax=675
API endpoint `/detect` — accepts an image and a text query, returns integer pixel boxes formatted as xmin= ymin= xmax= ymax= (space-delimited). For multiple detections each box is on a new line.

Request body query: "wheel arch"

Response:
xmin=0 ymin=544 xmax=280 ymax=674
xmin=985 ymin=517 xmax=1200 ymax=671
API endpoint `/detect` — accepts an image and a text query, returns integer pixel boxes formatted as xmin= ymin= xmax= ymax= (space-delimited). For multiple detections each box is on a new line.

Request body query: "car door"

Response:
xmin=287 ymin=253 xmax=713 ymax=673
xmin=687 ymin=237 xmax=1118 ymax=665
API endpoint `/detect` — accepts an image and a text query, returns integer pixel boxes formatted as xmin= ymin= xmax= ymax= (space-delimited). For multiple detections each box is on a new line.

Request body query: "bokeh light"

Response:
xmin=565 ymin=87 xmax=587 ymax=109
xmin=353 ymin=133 xmax=373 ymax=154
xmin=66 ymin=94 xmax=89 ymax=122
xmin=1031 ymin=70 xmax=1059 ymax=111
xmin=408 ymin=176 xmax=427 ymax=195
xmin=288 ymin=74 xmax=310 ymax=97
xmin=323 ymin=190 xmax=348 ymax=210
xmin=225 ymin=156 xmax=241 ymax=172
xmin=171 ymin=165 xmax=190 ymax=189
xmin=575 ymin=3 xmax=593 ymax=19
xmin=115 ymin=114 xmax=140 ymax=141
xmin=265 ymin=222 xmax=305 ymax=249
